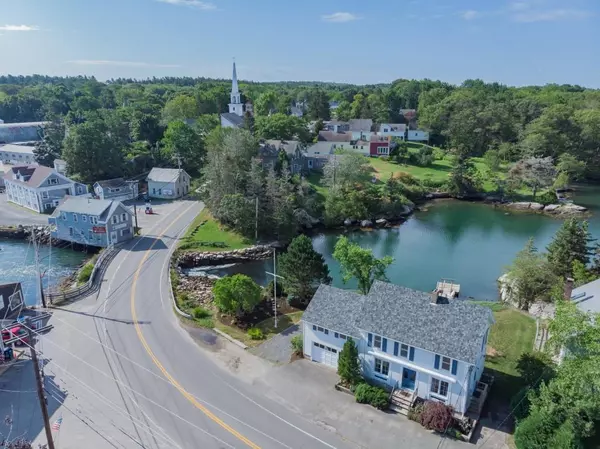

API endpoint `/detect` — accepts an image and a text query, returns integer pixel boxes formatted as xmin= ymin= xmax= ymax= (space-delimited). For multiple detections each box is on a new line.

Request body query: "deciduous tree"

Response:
xmin=212 ymin=274 xmax=262 ymax=316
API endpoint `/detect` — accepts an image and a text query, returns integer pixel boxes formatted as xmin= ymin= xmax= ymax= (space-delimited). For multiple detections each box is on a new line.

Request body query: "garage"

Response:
xmin=312 ymin=342 xmax=339 ymax=368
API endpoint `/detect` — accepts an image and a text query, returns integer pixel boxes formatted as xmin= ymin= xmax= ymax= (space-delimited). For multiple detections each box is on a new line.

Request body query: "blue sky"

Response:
xmin=1 ymin=0 xmax=598 ymax=87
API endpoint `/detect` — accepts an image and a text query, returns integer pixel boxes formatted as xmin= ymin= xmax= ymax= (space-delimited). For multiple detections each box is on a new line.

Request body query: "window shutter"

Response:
xmin=409 ymin=347 xmax=415 ymax=361
xmin=451 ymin=360 xmax=458 ymax=375
xmin=382 ymin=338 xmax=387 ymax=352
xmin=394 ymin=342 xmax=399 ymax=356
xmin=434 ymin=354 xmax=440 ymax=369
xmin=368 ymin=333 xmax=373 ymax=347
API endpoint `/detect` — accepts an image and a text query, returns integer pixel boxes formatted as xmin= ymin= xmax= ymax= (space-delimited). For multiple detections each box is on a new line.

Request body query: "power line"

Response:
xmin=39 ymin=311 xmax=294 ymax=448
xmin=18 ymin=324 xmax=239 ymax=449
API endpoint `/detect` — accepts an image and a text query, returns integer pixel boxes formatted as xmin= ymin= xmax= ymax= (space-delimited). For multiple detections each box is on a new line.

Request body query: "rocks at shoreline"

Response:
xmin=177 ymin=245 xmax=274 ymax=268
xmin=503 ymin=202 xmax=588 ymax=216
xmin=0 ymin=225 xmax=59 ymax=245
xmin=177 ymin=274 xmax=215 ymax=306
xmin=341 ymin=204 xmax=414 ymax=229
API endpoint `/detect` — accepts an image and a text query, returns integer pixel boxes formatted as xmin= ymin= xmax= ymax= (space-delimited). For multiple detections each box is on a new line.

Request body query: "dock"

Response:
xmin=436 ymin=279 xmax=460 ymax=298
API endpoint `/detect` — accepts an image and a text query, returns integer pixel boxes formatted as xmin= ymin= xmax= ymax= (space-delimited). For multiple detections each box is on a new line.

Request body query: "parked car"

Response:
xmin=1 ymin=325 xmax=29 ymax=346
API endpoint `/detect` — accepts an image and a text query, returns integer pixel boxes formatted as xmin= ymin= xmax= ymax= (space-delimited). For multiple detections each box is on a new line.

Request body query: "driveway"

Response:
xmin=257 ymin=359 xmax=512 ymax=449
xmin=0 ymin=193 xmax=48 ymax=226
xmin=122 ymin=199 xmax=191 ymax=234
xmin=250 ymin=323 xmax=300 ymax=364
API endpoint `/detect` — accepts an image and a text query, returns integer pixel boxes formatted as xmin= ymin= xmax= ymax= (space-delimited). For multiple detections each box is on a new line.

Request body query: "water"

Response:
xmin=209 ymin=186 xmax=600 ymax=300
xmin=0 ymin=239 xmax=89 ymax=305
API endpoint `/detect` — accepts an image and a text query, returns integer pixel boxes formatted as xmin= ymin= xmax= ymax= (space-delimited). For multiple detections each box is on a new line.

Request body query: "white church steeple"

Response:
xmin=228 ymin=61 xmax=243 ymax=116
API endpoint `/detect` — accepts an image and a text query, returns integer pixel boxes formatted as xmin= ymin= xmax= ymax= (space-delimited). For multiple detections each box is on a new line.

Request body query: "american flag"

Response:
xmin=51 ymin=417 xmax=63 ymax=431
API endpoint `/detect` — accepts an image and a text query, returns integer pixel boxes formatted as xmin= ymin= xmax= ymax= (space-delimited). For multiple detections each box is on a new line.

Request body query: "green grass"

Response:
xmin=178 ymin=209 xmax=252 ymax=252
xmin=369 ymin=156 xmax=453 ymax=183
xmin=473 ymin=301 xmax=536 ymax=399
xmin=215 ymin=311 xmax=303 ymax=347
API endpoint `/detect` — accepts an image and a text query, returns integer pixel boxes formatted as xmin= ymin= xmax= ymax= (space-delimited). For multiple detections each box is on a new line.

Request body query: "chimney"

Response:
xmin=564 ymin=278 xmax=575 ymax=301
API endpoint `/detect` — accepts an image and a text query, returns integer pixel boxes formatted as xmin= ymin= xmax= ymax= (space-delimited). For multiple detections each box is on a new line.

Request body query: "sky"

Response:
xmin=0 ymin=0 xmax=599 ymax=87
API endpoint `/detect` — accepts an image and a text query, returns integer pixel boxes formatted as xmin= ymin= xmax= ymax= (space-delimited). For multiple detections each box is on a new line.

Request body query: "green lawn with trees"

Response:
xmin=178 ymin=209 xmax=251 ymax=252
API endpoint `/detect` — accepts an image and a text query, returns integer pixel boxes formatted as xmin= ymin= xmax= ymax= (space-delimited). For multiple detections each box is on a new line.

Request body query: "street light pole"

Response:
xmin=265 ymin=248 xmax=284 ymax=329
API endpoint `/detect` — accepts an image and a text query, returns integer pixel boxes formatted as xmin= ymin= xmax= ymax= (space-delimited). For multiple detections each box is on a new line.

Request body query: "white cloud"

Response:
xmin=321 ymin=12 xmax=359 ymax=23
xmin=68 ymin=60 xmax=181 ymax=68
xmin=509 ymin=2 xmax=530 ymax=11
xmin=156 ymin=0 xmax=216 ymax=10
xmin=0 ymin=25 xmax=40 ymax=31
xmin=513 ymin=8 xmax=592 ymax=22
xmin=462 ymin=10 xmax=479 ymax=20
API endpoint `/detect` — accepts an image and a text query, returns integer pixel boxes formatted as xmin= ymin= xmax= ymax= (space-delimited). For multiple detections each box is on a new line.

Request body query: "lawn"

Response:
xmin=215 ymin=311 xmax=303 ymax=347
xmin=178 ymin=209 xmax=252 ymax=252
xmin=369 ymin=156 xmax=453 ymax=183
xmin=473 ymin=301 xmax=537 ymax=400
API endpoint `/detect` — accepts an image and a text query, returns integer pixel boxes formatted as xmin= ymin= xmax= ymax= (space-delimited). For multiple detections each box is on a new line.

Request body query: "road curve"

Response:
xmin=88 ymin=200 xmax=357 ymax=449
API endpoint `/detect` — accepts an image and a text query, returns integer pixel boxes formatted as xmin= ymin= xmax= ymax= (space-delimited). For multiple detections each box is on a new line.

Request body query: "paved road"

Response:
xmin=0 ymin=193 xmax=49 ymax=226
xmin=29 ymin=200 xmax=363 ymax=449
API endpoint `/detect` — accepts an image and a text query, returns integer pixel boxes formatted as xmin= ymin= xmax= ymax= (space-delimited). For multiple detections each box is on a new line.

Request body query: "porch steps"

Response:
xmin=389 ymin=389 xmax=413 ymax=416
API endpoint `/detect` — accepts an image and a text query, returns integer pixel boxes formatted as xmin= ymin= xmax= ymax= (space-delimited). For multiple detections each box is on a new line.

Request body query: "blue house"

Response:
xmin=49 ymin=197 xmax=134 ymax=247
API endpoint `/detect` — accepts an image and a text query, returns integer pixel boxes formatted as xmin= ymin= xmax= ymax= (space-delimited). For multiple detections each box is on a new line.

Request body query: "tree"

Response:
xmin=504 ymin=238 xmax=558 ymax=309
xmin=212 ymin=274 xmax=262 ymax=316
xmin=333 ymin=236 xmax=393 ymax=294
xmin=278 ymin=235 xmax=331 ymax=301
xmin=335 ymin=100 xmax=351 ymax=121
xmin=509 ymin=156 xmax=556 ymax=199
xmin=323 ymin=153 xmax=373 ymax=189
xmin=546 ymin=219 xmax=593 ymax=279
xmin=337 ymin=339 xmax=362 ymax=386
xmin=255 ymin=113 xmax=306 ymax=141
xmin=555 ymin=153 xmax=586 ymax=187
xmin=161 ymin=121 xmax=204 ymax=174
xmin=483 ymin=149 xmax=501 ymax=171
xmin=446 ymin=157 xmax=482 ymax=196
xmin=33 ymin=120 xmax=65 ymax=167
xmin=254 ymin=91 xmax=278 ymax=116
xmin=161 ymin=94 xmax=198 ymax=124
xmin=306 ymin=88 xmax=330 ymax=121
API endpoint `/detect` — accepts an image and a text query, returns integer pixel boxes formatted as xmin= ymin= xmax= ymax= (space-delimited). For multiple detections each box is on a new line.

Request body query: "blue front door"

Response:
xmin=401 ymin=368 xmax=417 ymax=390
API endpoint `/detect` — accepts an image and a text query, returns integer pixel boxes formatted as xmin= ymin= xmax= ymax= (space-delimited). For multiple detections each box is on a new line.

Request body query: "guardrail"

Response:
xmin=45 ymin=244 xmax=121 ymax=304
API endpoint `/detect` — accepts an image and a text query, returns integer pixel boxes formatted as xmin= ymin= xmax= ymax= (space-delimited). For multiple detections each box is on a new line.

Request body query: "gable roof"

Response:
xmin=303 ymin=285 xmax=366 ymax=337
xmin=349 ymin=119 xmax=373 ymax=132
xmin=3 ymin=165 xmax=62 ymax=188
xmin=220 ymin=113 xmax=244 ymax=127
xmin=94 ymin=178 xmax=127 ymax=189
xmin=318 ymin=131 xmax=353 ymax=142
xmin=0 ymin=144 xmax=35 ymax=155
xmin=146 ymin=168 xmax=187 ymax=183
xmin=264 ymin=139 xmax=301 ymax=155
xmin=52 ymin=197 xmax=114 ymax=216
xmin=305 ymin=280 xmax=493 ymax=364
xmin=571 ymin=278 xmax=600 ymax=314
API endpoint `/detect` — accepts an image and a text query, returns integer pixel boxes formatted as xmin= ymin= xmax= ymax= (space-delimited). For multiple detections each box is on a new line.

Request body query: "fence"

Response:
xmin=45 ymin=244 xmax=121 ymax=304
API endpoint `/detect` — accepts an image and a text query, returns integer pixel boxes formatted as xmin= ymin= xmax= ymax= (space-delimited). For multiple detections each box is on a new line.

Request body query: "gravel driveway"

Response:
xmin=250 ymin=324 xmax=301 ymax=364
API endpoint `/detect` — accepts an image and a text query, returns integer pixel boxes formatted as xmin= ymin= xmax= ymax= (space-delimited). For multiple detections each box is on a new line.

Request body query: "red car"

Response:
xmin=1 ymin=325 xmax=29 ymax=346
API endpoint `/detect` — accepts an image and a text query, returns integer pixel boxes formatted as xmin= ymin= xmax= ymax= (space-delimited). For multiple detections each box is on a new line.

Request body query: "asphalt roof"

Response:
xmin=0 ymin=144 xmax=35 ymax=154
xmin=303 ymin=285 xmax=366 ymax=337
xmin=0 ymin=121 xmax=48 ymax=129
xmin=349 ymin=119 xmax=373 ymax=132
xmin=572 ymin=278 xmax=600 ymax=314
xmin=304 ymin=281 xmax=494 ymax=364
xmin=53 ymin=197 xmax=113 ymax=216
xmin=3 ymin=165 xmax=57 ymax=188
xmin=94 ymin=178 xmax=126 ymax=189
xmin=147 ymin=168 xmax=187 ymax=183
xmin=220 ymin=113 xmax=244 ymax=127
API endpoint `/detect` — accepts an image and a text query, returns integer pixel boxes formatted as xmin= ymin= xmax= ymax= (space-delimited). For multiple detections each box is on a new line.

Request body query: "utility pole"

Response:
xmin=133 ymin=204 xmax=139 ymax=231
xmin=26 ymin=318 xmax=56 ymax=449
xmin=255 ymin=197 xmax=259 ymax=242
xmin=265 ymin=249 xmax=284 ymax=329
xmin=32 ymin=228 xmax=47 ymax=308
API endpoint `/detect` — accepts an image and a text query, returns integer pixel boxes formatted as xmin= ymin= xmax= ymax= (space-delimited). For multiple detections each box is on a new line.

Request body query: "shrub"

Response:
xmin=77 ymin=262 xmax=94 ymax=285
xmin=420 ymin=177 xmax=448 ymax=190
xmin=192 ymin=307 xmax=211 ymax=319
xmin=197 ymin=317 xmax=214 ymax=328
xmin=537 ymin=190 xmax=557 ymax=205
xmin=354 ymin=384 xmax=389 ymax=410
xmin=290 ymin=335 xmax=303 ymax=355
xmin=337 ymin=339 xmax=362 ymax=386
xmin=420 ymin=401 xmax=454 ymax=432
xmin=380 ymin=156 xmax=390 ymax=162
xmin=407 ymin=403 xmax=425 ymax=423
xmin=433 ymin=148 xmax=446 ymax=160
xmin=247 ymin=327 xmax=264 ymax=340
xmin=392 ymin=171 xmax=419 ymax=185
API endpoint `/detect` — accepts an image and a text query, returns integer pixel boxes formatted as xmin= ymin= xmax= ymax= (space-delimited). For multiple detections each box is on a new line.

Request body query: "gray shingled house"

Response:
xmin=302 ymin=281 xmax=494 ymax=415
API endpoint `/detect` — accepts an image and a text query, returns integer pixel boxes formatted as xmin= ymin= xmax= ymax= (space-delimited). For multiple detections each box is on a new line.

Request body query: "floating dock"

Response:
xmin=435 ymin=279 xmax=460 ymax=298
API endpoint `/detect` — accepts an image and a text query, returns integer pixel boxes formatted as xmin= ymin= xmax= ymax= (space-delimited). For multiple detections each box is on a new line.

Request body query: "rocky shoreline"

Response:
xmin=0 ymin=225 xmax=60 ymax=245
xmin=177 ymin=245 xmax=274 ymax=268
xmin=501 ymin=201 xmax=588 ymax=216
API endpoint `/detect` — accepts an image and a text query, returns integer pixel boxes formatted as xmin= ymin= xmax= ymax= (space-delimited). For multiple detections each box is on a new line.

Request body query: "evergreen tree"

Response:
xmin=546 ymin=219 xmax=593 ymax=279
xmin=337 ymin=339 xmax=362 ymax=386
xmin=278 ymin=235 xmax=331 ymax=302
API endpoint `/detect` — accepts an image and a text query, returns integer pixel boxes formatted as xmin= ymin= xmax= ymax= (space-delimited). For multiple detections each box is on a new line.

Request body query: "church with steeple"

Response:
xmin=220 ymin=61 xmax=253 ymax=129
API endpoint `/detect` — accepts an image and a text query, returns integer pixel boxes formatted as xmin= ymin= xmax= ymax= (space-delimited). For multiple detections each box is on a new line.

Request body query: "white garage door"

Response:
xmin=312 ymin=342 xmax=339 ymax=368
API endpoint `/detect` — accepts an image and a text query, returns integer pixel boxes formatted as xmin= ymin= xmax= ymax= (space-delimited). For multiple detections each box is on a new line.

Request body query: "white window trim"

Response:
xmin=374 ymin=358 xmax=390 ymax=377
xmin=82 ymin=215 xmax=87 ymax=222
xmin=430 ymin=377 xmax=449 ymax=398
xmin=373 ymin=335 xmax=382 ymax=349
xmin=368 ymin=351 xmax=457 ymax=383
xmin=400 ymin=343 xmax=409 ymax=358
xmin=441 ymin=356 xmax=452 ymax=372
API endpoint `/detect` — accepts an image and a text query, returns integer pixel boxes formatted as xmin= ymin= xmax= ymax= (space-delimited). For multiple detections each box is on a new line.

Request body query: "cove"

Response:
xmin=189 ymin=185 xmax=600 ymax=301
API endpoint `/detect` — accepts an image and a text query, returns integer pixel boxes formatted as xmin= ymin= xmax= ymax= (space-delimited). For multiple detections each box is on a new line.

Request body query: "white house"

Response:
xmin=408 ymin=130 xmax=430 ymax=142
xmin=146 ymin=168 xmax=190 ymax=199
xmin=349 ymin=119 xmax=373 ymax=141
xmin=302 ymin=281 xmax=494 ymax=415
xmin=379 ymin=123 xmax=407 ymax=140
xmin=0 ymin=144 xmax=36 ymax=165
xmin=93 ymin=178 xmax=139 ymax=202
xmin=3 ymin=165 xmax=88 ymax=213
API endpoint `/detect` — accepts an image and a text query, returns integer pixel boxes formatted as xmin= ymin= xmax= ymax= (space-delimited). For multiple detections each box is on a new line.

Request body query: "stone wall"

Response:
xmin=177 ymin=245 xmax=274 ymax=268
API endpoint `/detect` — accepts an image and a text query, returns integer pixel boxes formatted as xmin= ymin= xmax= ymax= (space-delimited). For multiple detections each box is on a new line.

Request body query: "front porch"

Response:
xmin=389 ymin=386 xmax=418 ymax=415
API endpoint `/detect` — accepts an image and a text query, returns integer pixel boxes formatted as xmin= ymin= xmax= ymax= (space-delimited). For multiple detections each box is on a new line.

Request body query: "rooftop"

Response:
xmin=0 ymin=121 xmax=48 ymax=129
xmin=304 ymin=280 xmax=494 ymax=364
xmin=3 ymin=165 xmax=57 ymax=188
xmin=53 ymin=197 xmax=113 ymax=216
xmin=147 ymin=167 xmax=186 ymax=183
xmin=220 ymin=113 xmax=244 ymax=127
xmin=318 ymin=130 xmax=353 ymax=142
xmin=0 ymin=144 xmax=36 ymax=155
xmin=349 ymin=119 xmax=373 ymax=132
xmin=571 ymin=278 xmax=600 ymax=314
xmin=94 ymin=178 xmax=127 ymax=189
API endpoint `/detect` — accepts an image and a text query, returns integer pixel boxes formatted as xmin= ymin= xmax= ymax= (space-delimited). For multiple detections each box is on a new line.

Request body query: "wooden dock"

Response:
xmin=436 ymin=279 xmax=460 ymax=298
